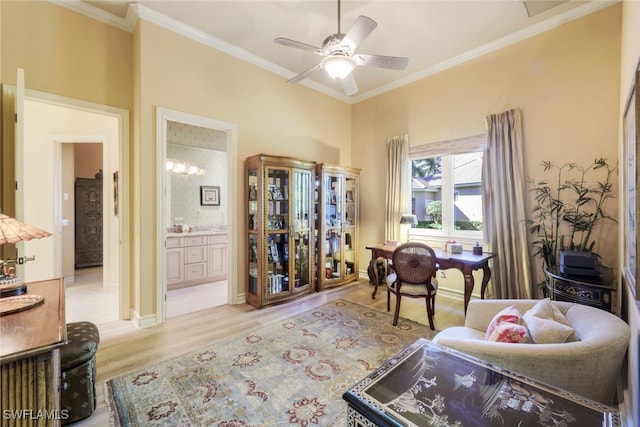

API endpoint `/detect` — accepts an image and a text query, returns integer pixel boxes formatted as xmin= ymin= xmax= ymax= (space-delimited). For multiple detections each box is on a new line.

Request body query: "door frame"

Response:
xmin=155 ymin=107 xmax=238 ymax=323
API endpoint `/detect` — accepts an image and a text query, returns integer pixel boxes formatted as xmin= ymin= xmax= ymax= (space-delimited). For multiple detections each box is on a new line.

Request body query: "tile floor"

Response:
xmin=65 ymin=267 xmax=228 ymax=325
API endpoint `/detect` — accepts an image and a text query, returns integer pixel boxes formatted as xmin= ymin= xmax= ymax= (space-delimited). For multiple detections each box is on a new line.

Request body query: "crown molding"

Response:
xmin=50 ymin=0 xmax=619 ymax=105
xmin=49 ymin=0 xmax=136 ymax=32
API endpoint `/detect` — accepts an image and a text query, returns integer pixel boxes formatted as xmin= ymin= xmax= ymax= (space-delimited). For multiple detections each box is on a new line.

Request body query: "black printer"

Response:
xmin=559 ymin=250 xmax=599 ymax=277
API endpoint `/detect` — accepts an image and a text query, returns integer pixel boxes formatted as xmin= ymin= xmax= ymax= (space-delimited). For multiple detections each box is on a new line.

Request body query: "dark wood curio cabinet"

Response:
xmin=246 ymin=154 xmax=316 ymax=308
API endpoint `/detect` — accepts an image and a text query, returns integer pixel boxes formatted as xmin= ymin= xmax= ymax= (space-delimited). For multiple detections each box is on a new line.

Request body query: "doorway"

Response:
xmin=156 ymin=107 xmax=238 ymax=323
xmin=17 ymin=91 xmax=129 ymax=323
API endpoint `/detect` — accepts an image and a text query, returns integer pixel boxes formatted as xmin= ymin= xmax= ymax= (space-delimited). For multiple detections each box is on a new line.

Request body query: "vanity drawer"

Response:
xmin=166 ymin=237 xmax=184 ymax=248
xmin=186 ymin=236 xmax=207 ymax=246
xmin=186 ymin=245 xmax=207 ymax=264
xmin=185 ymin=262 xmax=207 ymax=281
xmin=208 ymin=234 xmax=227 ymax=244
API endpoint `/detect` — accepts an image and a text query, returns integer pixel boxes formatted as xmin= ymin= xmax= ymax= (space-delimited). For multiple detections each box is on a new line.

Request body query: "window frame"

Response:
xmin=408 ymin=134 xmax=486 ymax=243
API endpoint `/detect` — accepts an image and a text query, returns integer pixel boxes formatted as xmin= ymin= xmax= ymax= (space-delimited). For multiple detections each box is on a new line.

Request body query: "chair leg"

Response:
xmin=425 ymin=296 xmax=435 ymax=330
xmin=387 ymin=288 xmax=391 ymax=312
xmin=393 ymin=294 xmax=401 ymax=326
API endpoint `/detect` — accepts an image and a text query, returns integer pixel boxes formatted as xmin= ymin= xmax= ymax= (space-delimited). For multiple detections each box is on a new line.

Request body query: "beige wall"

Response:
xmin=132 ymin=20 xmax=352 ymax=319
xmin=352 ymin=4 xmax=622 ymax=293
xmin=0 ymin=1 xmax=629 ymax=322
xmin=0 ymin=1 xmax=132 ymax=110
xmin=1 ymin=0 xmax=131 ymax=293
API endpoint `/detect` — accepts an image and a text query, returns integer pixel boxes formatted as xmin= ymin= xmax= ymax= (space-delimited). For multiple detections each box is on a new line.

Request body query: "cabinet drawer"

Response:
xmin=208 ymin=234 xmax=227 ymax=244
xmin=166 ymin=237 xmax=184 ymax=248
xmin=186 ymin=245 xmax=207 ymax=264
xmin=186 ymin=262 xmax=207 ymax=281
xmin=186 ymin=236 xmax=207 ymax=246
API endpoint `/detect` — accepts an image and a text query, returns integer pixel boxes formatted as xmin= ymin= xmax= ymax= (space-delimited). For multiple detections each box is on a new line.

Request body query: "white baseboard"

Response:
xmin=131 ymin=309 xmax=159 ymax=329
xmin=235 ymin=291 xmax=246 ymax=304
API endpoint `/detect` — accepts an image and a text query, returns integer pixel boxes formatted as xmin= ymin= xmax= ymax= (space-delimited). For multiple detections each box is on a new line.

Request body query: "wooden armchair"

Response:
xmin=386 ymin=242 xmax=439 ymax=329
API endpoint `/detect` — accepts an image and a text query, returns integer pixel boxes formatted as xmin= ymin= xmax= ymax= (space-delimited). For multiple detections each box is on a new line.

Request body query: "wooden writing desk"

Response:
xmin=1 ymin=278 xmax=66 ymax=426
xmin=366 ymin=243 xmax=496 ymax=313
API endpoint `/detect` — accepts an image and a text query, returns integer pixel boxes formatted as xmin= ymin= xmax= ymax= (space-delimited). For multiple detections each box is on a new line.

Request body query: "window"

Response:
xmin=409 ymin=135 xmax=485 ymax=240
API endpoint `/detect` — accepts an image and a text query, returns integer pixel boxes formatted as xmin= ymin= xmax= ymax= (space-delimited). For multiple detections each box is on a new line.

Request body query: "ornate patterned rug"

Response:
xmin=105 ymin=299 xmax=437 ymax=426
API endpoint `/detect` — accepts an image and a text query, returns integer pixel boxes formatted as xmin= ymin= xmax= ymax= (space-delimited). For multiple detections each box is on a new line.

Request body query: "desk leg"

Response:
xmin=480 ymin=264 xmax=491 ymax=299
xmin=462 ymin=267 xmax=474 ymax=314
xmin=369 ymin=256 xmax=379 ymax=299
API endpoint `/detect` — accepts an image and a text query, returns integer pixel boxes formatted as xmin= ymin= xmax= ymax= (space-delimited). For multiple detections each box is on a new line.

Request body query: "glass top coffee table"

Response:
xmin=343 ymin=338 xmax=620 ymax=427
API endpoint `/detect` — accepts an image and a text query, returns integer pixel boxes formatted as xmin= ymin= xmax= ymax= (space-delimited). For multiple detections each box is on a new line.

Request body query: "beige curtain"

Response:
xmin=385 ymin=135 xmax=410 ymax=241
xmin=482 ymin=109 xmax=532 ymax=299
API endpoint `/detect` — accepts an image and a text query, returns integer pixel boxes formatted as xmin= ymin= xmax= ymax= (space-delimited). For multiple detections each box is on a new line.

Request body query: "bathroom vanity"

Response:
xmin=166 ymin=229 xmax=227 ymax=290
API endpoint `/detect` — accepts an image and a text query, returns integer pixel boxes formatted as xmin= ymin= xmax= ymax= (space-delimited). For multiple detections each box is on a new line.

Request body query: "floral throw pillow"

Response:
xmin=484 ymin=305 xmax=531 ymax=343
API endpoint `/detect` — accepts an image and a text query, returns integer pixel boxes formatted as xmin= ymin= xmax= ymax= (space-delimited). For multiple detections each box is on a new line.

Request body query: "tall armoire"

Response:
xmin=75 ymin=170 xmax=103 ymax=268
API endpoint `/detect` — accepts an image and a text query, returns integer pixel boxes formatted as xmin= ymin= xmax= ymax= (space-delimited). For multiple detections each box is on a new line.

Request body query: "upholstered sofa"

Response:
xmin=432 ymin=299 xmax=630 ymax=404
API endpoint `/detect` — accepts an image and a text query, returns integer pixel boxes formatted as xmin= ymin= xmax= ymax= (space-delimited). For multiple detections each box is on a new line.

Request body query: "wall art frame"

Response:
xmin=200 ymin=185 xmax=220 ymax=206
xmin=623 ymin=58 xmax=640 ymax=299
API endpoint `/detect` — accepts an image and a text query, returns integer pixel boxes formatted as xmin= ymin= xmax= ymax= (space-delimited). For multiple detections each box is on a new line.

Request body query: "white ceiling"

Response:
xmin=57 ymin=0 xmax=618 ymax=103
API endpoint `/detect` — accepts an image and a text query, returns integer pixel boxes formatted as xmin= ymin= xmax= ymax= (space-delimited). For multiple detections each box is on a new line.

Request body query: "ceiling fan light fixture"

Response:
xmin=323 ymin=55 xmax=355 ymax=79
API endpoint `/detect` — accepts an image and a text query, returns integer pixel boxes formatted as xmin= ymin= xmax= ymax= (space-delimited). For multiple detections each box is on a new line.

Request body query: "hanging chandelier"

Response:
xmin=166 ymin=159 xmax=205 ymax=177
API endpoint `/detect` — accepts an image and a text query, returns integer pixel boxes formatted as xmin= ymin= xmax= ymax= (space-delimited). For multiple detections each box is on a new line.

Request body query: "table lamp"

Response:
xmin=0 ymin=213 xmax=52 ymax=297
xmin=399 ymin=214 xmax=418 ymax=242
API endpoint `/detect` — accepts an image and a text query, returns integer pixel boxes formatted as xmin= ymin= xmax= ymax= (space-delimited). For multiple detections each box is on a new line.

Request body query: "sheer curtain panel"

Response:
xmin=482 ymin=108 xmax=533 ymax=299
xmin=386 ymin=135 xmax=410 ymax=241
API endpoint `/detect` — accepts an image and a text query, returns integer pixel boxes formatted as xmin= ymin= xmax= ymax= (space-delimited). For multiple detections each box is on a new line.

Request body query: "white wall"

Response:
xmin=22 ymin=99 xmax=119 ymax=286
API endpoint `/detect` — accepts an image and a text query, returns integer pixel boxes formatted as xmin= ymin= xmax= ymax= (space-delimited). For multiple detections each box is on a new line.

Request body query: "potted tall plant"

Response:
xmin=526 ymin=158 xmax=617 ymax=290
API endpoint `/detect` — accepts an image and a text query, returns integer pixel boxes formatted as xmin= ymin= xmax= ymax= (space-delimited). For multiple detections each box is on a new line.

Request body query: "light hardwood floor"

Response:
xmin=74 ymin=280 xmax=466 ymax=426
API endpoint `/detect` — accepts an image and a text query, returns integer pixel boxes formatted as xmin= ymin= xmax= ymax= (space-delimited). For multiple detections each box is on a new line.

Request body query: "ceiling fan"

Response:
xmin=274 ymin=0 xmax=409 ymax=96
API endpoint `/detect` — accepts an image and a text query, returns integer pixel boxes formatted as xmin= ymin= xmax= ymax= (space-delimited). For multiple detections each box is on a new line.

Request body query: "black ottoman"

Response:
xmin=60 ymin=321 xmax=100 ymax=425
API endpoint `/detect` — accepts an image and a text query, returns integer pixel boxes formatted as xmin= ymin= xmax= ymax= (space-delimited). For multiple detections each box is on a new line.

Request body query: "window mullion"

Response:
xmin=441 ymin=156 xmax=454 ymax=235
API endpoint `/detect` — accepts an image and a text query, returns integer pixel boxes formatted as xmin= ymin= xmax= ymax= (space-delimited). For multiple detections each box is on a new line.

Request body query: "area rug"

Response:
xmin=105 ymin=299 xmax=437 ymax=426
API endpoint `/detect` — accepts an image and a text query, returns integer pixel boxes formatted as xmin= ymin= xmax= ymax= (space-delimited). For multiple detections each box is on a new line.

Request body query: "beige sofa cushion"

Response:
xmin=522 ymin=298 xmax=578 ymax=344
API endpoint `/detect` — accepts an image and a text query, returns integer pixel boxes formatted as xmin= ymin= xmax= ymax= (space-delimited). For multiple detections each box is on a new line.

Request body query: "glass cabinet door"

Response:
xmin=292 ymin=169 xmax=312 ymax=290
xmin=248 ymin=169 xmax=259 ymax=297
xmin=322 ymin=173 xmax=343 ymax=281
xmin=343 ymin=175 xmax=357 ymax=278
xmin=266 ymin=166 xmax=290 ymax=297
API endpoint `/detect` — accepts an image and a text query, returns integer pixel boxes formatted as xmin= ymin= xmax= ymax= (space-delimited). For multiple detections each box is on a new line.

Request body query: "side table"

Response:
xmin=343 ymin=338 xmax=620 ymax=427
xmin=544 ymin=267 xmax=616 ymax=313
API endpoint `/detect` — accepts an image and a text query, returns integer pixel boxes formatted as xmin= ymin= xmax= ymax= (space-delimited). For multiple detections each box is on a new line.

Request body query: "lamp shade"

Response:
xmin=0 ymin=214 xmax=52 ymax=245
xmin=323 ymin=55 xmax=355 ymax=79
xmin=399 ymin=214 xmax=418 ymax=226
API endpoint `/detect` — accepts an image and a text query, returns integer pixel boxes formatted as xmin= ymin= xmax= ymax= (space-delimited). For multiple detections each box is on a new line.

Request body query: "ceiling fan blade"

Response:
xmin=274 ymin=37 xmax=326 ymax=55
xmin=341 ymin=73 xmax=359 ymax=96
xmin=287 ymin=63 xmax=323 ymax=84
xmin=353 ymin=53 xmax=409 ymax=70
xmin=342 ymin=16 xmax=377 ymax=51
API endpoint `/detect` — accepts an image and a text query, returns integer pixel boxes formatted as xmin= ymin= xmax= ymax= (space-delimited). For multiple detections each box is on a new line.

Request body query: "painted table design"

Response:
xmin=343 ymin=338 xmax=620 ymax=427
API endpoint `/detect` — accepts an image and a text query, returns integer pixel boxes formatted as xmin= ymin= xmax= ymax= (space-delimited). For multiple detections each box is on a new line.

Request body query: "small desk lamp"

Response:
xmin=0 ymin=213 xmax=52 ymax=297
xmin=399 ymin=214 xmax=418 ymax=242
